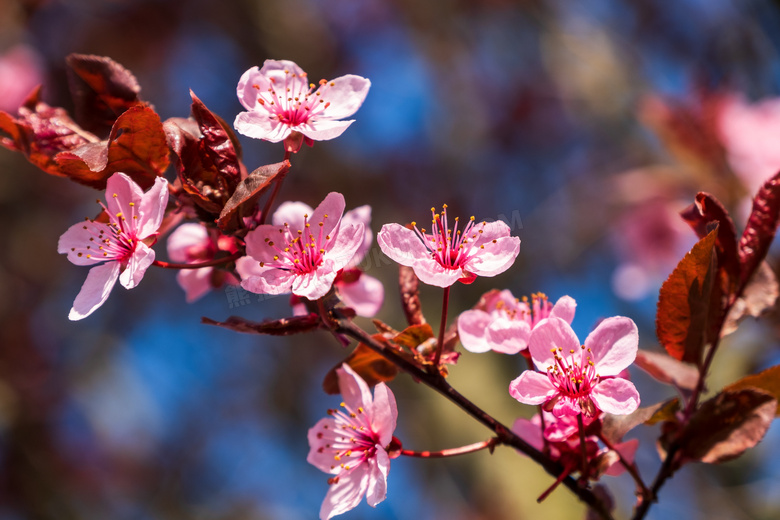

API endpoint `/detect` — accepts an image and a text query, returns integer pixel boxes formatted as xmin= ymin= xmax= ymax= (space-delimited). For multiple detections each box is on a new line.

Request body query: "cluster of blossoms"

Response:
xmin=50 ymin=58 xmax=646 ymax=520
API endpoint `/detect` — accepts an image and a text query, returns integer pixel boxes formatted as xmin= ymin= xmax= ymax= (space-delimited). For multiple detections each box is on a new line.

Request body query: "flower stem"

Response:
xmin=433 ymin=286 xmax=450 ymax=367
xmin=577 ymin=413 xmax=589 ymax=482
xmin=401 ymin=438 xmax=497 ymax=458
xmin=259 ymin=150 xmax=291 ymax=225
xmin=537 ymin=462 xmax=576 ymax=503
xmin=153 ymin=251 xmax=242 ymax=269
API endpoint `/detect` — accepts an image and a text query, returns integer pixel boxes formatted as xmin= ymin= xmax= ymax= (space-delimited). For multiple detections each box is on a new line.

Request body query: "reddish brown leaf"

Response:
xmin=201 ymin=313 xmax=322 ymax=335
xmin=55 ymin=105 xmax=169 ymax=190
xmin=602 ymin=399 xmax=678 ymax=444
xmin=645 ymin=398 xmax=681 ymax=425
xmin=634 ymin=349 xmax=699 ymax=391
xmin=65 ymin=53 xmax=142 ymax=135
xmin=190 ymin=90 xmax=242 ymax=176
xmin=726 ymin=364 xmax=780 ymax=415
xmin=722 ymin=261 xmax=779 ymax=336
xmin=217 ymin=160 xmax=290 ymax=232
xmin=678 ymin=388 xmax=776 ymax=464
xmin=322 ymin=341 xmax=399 ymax=395
xmin=393 ymin=323 xmax=435 ymax=351
xmin=656 ymin=227 xmax=718 ymax=365
xmin=399 ymin=265 xmax=426 ymax=326
xmin=739 ymin=170 xmax=780 ymax=290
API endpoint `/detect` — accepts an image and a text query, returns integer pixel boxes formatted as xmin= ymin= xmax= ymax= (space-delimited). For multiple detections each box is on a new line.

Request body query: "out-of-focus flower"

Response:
xmin=0 ymin=44 xmax=43 ymax=113
xmin=509 ymin=316 xmax=640 ymax=417
xmin=307 ymin=364 xmax=397 ymax=520
xmin=58 ymin=173 xmax=168 ymax=320
xmin=458 ymin=291 xmax=576 ymax=354
xmin=234 ymin=59 xmax=370 ymax=151
xmin=377 ymin=205 xmax=520 ymax=288
xmin=236 ymin=192 xmax=364 ymax=300
xmin=166 ymin=223 xmax=239 ymax=303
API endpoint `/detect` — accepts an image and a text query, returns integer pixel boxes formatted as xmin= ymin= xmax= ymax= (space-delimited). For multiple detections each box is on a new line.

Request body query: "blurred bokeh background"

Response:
xmin=2 ymin=0 xmax=780 ymax=519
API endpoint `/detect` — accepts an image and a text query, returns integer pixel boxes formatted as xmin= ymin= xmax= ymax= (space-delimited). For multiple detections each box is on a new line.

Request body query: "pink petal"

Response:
xmin=234 ymin=255 xmax=265 ymax=279
xmin=236 ymin=65 xmax=264 ymax=111
xmin=176 ymin=268 xmax=213 ymax=303
xmin=166 ymin=223 xmax=209 ymax=263
xmin=471 ymin=220 xmax=514 ymax=246
xmin=105 ymin=172 xmax=144 ymax=218
xmin=68 ymin=261 xmax=121 ymax=320
xmin=234 ymin=110 xmax=291 ymax=142
xmin=486 ymin=318 xmax=531 ymax=354
xmin=292 ymin=262 xmax=339 ymax=300
xmin=327 ymin=223 xmax=365 ymax=271
xmin=137 ymin=176 xmax=169 ymax=238
xmin=466 ymin=235 xmax=521 ymax=277
xmin=365 ymin=448 xmax=390 ymax=508
xmin=511 ymin=417 xmax=545 ymax=452
xmin=271 ymin=201 xmax=313 ymax=229
xmin=310 ymin=192 xmax=346 ymax=241
xmin=240 ymin=268 xmax=294 ymax=295
xmin=584 ymin=316 xmax=639 ymax=376
xmin=337 ymin=274 xmax=384 ymax=317
xmin=337 ymin=364 xmax=373 ymax=417
xmin=603 ymin=439 xmax=640 ymax=477
xmin=370 ymin=382 xmax=397 ymax=447
xmin=316 ymin=74 xmax=371 ymax=120
xmin=377 ymin=223 xmax=429 ymax=267
xmin=307 ymin=417 xmax=340 ymax=474
xmin=590 ymin=378 xmax=640 ymax=415
xmin=549 ymin=295 xmax=576 ymax=324
xmin=58 ymin=220 xmax=114 ymax=266
xmin=297 ymin=119 xmax=355 ymax=141
xmin=508 ymin=371 xmax=557 ymax=405
xmin=341 ymin=205 xmax=372 ymax=266
xmin=412 ymin=259 xmax=463 ymax=288
xmin=118 ymin=241 xmax=155 ymax=289
xmin=244 ymin=225 xmax=284 ymax=264
xmin=551 ymin=396 xmax=581 ymax=417
xmin=456 ymin=309 xmax=492 ymax=353
xmin=528 ymin=317 xmax=581 ymax=371
xmin=320 ymin=463 xmax=370 ymax=520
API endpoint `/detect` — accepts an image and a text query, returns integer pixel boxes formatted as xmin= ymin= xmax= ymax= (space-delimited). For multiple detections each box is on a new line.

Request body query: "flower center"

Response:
xmin=517 ymin=292 xmax=552 ymax=327
xmin=315 ymin=401 xmax=380 ymax=484
xmin=252 ymin=69 xmax=336 ymax=127
xmin=546 ymin=345 xmax=598 ymax=400
xmin=71 ymin=197 xmax=140 ymax=265
xmin=412 ymin=204 xmax=488 ymax=271
xmin=258 ymin=212 xmax=332 ymax=274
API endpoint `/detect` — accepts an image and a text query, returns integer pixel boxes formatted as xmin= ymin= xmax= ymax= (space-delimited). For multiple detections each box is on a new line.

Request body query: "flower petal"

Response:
xmin=234 ymin=255 xmax=265 ymax=279
xmin=327 ymin=223 xmax=365 ymax=272
xmin=68 ymin=261 xmax=121 ymax=320
xmin=550 ymin=295 xmax=577 ymax=324
xmin=292 ymin=261 xmax=339 ymax=300
xmin=511 ymin=417 xmax=545 ymax=452
xmin=243 ymin=225 xmax=285 ymax=263
xmin=240 ymin=268 xmax=294 ymax=295
xmin=528 ymin=317 xmax=581 ymax=371
xmin=337 ymin=273 xmax=384 ymax=317
xmin=486 ymin=318 xmax=531 ymax=354
xmin=337 ymin=363 xmax=374 ymax=414
xmin=105 ymin=172 xmax=144 ymax=218
xmin=310 ymin=192 xmax=346 ymax=240
xmin=377 ymin=223 xmax=430 ymax=267
xmin=176 ymin=268 xmax=213 ymax=303
xmin=167 ymin=223 xmax=209 ymax=263
xmin=365 ymin=448 xmax=390 ymax=508
xmin=370 ymin=383 xmax=397 ymax=447
xmin=603 ymin=439 xmax=640 ymax=477
xmin=411 ymin=259 xmax=463 ymax=288
xmin=590 ymin=378 xmax=640 ymax=415
xmin=584 ymin=316 xmax=638 ymax=376
xmin=456 ymin=309 xmax=492 ymax=353
xmin=271 ymin=201 xmax=313 ymax=229
xmin=136 ymin=176 xmax=169 ymax=238
xmin=319 ymin=463 xmax=370 ymax=520
xmin=341 ymin=205 xmax=372 ymax=266
xmin=297 ymin=119 xmax=355 ymax=141
xmin=306 ymin=417 xmax=340 ymax=474
xmin=119 ymin=241 xmax=155 ymax=289
xmin=466 ymin=235 xmax=521 ymax=277
xmin=234 ymin=110 xmax=291 ymax=142
xmin=58 ymin=220 xmax=114 ymax=266
xmin=509 ymin=370 xmax=557 ymax=405
xmin=316 ymin=74 xmax=371 ymax=120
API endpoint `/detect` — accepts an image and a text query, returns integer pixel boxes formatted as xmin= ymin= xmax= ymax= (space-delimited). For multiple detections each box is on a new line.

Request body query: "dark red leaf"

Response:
xmin=322 ymin=341 xmax=399 ymax=395
xmin=65 ymin=53 xmax=142 ymax=135
xmin=656 ymin=227 xmax=718 ymax=365
xmin=739 ymin=170 xmax=780 ymax=290
xmin=726 ymin=364 xmax=780 ymax=416
xmin=217 ymin=160 xmax=290 ymax=233
xmin=634 ymin=349 xmax=699 ymax=391
xmin=189 ymin=90 xmax=242 ymax=175
xmin=399 ymin=265 xmax=426 ymax=326
xmin=677 ymin=388 xmax=776 ymax=464
xmin=55 ymin=105 xmax=169 ymax=190
xmin=201 ymin=313 xmax=323 ymax=335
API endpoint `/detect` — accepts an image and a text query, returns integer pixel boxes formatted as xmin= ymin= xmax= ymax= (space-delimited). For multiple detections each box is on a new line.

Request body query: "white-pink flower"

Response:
xmin=458 ymin=291 xmax=576 ymax=354
xmin=236 ymin=192 xmax=365 ymax=301
xmin=234 ymin=59 xmax=370 ymax=148
xmin=307 ymin=364 xmax=397 ymax=520
xmin=377 ymin=205 xmax=520 ymax=288
xmin=509 ymin=316 xmax=640 ymax=417
xmin=58 ymin=172 xmax=168 ymax=320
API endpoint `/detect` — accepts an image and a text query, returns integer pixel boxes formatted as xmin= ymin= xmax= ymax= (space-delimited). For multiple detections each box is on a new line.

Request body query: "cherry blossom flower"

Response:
xmin=458 ymin=291 xmax=576 ymax=354
xmin=0 ymin=44 xmax=43 ymax=113
xmin=234 ymin=59 xmax=370 ymax=151
xmin=307 ymin=364 xmax=397 ymax=520
xmin=166 ymin=223 xmax=239 ymax=303
xmin=377 ymin=205 xmax=520 ymax=288
xmin=235 ymin=192 xmax=365 ymax=301
xmin=509 ymin=316 xmax=640 ymax=417
xmin=58 ymin=172 xmax=168 ymax=320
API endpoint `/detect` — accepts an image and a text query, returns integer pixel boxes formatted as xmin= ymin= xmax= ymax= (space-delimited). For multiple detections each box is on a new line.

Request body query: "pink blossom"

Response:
xmin=166 ymin=223 xmax=239 ymax=303
xmin=458 ymin=291 xmax=576 ymax=354
xmin=307 ymin=364 xmax=397 ymax=520
xmin=236 ymin=192 xmax=365 ymax=301
xmin=377 ymin=205 xmax=520 ymax=288
xmin=58 ymin=173 xmax=168 ymax=320
xmin=0 ymin=44 xmax=43 ymax=113
xmin=509 ymin=316 xmax=640 ymax=417
xmin=234 ymin=59 xmax=370 ymax=150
